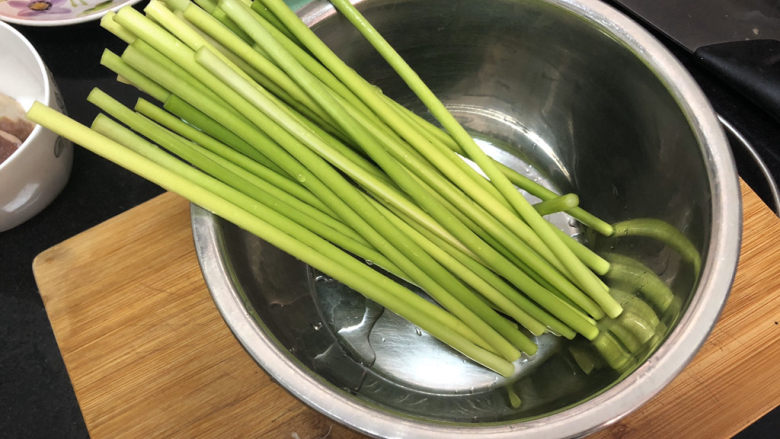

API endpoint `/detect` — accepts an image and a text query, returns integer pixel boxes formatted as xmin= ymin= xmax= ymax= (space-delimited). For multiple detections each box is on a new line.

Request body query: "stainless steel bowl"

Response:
xmin=191 ymin=0 xmax=741 ymax=437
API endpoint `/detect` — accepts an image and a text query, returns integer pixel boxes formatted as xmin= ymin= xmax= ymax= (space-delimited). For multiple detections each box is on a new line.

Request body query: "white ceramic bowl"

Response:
xmin=0 ymin=21 xmax=72 ymax=232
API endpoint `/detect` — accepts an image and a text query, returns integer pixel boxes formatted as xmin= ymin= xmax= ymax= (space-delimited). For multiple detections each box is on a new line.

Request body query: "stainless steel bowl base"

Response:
xmin=192 ymin=0 xmax=740 ymax=437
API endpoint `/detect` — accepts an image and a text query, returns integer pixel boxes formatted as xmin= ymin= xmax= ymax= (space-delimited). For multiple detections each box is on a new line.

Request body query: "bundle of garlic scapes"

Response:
xmin=26 ymin=0 xmax=690 ymax=376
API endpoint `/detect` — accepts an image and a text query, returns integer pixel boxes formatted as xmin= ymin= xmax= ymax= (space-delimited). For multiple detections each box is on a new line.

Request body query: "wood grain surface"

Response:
xmin=33 ymin=181 xmax=780 ymax=439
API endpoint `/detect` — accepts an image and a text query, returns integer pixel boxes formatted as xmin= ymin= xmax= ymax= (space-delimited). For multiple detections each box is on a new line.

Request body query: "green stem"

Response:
xmin=411 ymin=223 xmax=576 ymax=339
xmin=327 ymin=0 xmax=621 ymax=319
xmin=196 ymin=41 xmax=527 ymax=362
xmin=534 ymin=193 xmax=579 ymax=216
xmin=604 ymin=253 xmax=674 ymax=313
xmin=88 ymin=89 xmax=375 ymax=265
xmin=500 ymin=165 xmax=615 ymax=236
xmin=26 ymin=102 xmax=514 ymax=376
xmin=261 ymin=0 xmax=527 ymax=229
xmin=189 ymin=0 xmax=253 ymax=42
xmin=385 ymin=97 xmax=615 ymax=238
xmin=115 ymin=6 xmax=249 ymax=124
xmin=230 ymin=0 xmax=601 ymax=325
xmin=122 ymin=21 xmax=523 ymax=360
xmin=243 ymin=1 xmax=379 ymax=126
xmin=177 ymin=3 xmax=389 ymax=184
xmin=92 ymin=108 xmax=395 ymax=276
xmin=249 ymin=0 xmax=302 ymax=46
xmin=134 ymin=97 xmax=331 ymax=216
xmin=550 ymin=225 xmax=611 ymax=276
xmin=195 ymin=26 xmax=598 ymax=340
xmin=388 ymin=92 xmax=615 ymax=237
xmin=610 ymin=288 xmax=660 ymax=332
xmin=259 ymin=0 xmax=575 ymax=278
xmin=156 ymin=1 xmax=297 ymax=112
xmin=179 ymin=1 xmax=342 ymax=132
xmin=369 ymin=195 xmax=544 ymax=344
xmin=99 ymin=49 xmax=170 ymax=102
xmin=100 ymin=11 xmax=136 ymax=44
xmin=612 ymin=218 xmax=702 ymax=276
xmin=396 ymin=163 xmax=604 ymax=319
xmin=163 ymin=95 xmax=281 ymax=170
xmin=591 ymin=331 xmax=632 ymax=371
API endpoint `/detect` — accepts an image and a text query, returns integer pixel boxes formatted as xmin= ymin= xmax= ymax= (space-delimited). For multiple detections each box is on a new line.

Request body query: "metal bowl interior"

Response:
xmin=192 ymin=0 xmax=740 ymax=437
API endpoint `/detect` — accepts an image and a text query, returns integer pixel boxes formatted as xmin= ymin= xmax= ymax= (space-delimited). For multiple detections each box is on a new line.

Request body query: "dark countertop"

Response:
xmin=0 ymin=2 xmax=777 ymax=438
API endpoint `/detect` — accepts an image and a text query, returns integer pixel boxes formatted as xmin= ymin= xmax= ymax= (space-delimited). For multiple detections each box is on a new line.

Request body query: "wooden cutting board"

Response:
xmin=33 ymin=181 xmax=780 ymax=439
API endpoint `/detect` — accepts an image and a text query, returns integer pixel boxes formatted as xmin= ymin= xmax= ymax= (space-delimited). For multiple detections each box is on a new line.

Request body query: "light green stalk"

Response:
xmin=325 ymin=0 xmax=621 ymax=318
xmin=368 ymin=194 xmax=545 ymax=342
xmin=612 ymin=218 xmax=702 ymax=276
xmin=254 ymin=0 xmax=607 ymax=318
xmin=134 ymin=97 xmax=330 ymax=215
xmin=195 ymin=34 xmax=598 ymax=340
xmin=162 ymin=95 xmax=282 ymax=169
xmin=99 ymin=50 xmax=170 ymax=102
xmin=194 ymin=45 xmax=528 ymax=361
xmin=26 ymin=102 xmax=514 ymax=376
xmin=88 ymin=89 xmax=378 ymax=268
xmin=534 ymin=194 xmax=579 ymax=216
xmin=100 ymin=11 xmax=136 ymax=44
xmin=122 ymin=30 xmax=526 ymax=359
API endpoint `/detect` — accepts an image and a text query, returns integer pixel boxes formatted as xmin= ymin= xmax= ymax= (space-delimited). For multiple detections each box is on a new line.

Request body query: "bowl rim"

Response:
xmin=0 ymin=20 xmax=51 ymax=172
xmin=192 ymin=0 xmax=742 ymax=437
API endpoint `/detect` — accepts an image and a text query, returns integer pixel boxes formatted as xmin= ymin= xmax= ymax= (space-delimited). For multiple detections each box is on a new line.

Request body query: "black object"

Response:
xmin=612 ymin=0 xmax=780 ymax=213
xmin=613 ymin=0 xmax=780 ymax=124
xmin=696 ymin=39 xmax=780 ymax=123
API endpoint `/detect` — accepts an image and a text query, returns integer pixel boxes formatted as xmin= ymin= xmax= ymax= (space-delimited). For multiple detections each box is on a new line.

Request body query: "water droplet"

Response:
xmin=312 ymin=321 xmax=323 ymax=331
xmin=567 ymin=218 xmax=577 ymax=227
xmin=295 ymin=174 xmax=307 ymax=183
xmin=415 ymin=327 xmax=423 ymax=336
xmin=365 ymin=260 xmax=374 ymax=266
xmin=315 ymin=274 xmax=333 ymax=283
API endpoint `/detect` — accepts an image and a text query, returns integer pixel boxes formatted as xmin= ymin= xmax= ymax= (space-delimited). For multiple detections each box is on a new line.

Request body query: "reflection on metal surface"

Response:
xmin=718 ymin=115 xmax=780 ymax=214
xmin=446 ymin=103 xmax=571 ymax=182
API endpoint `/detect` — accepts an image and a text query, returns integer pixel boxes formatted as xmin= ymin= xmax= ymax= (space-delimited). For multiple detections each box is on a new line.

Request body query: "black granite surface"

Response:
xmin=0 ymin=1 xmax=776 ymax=438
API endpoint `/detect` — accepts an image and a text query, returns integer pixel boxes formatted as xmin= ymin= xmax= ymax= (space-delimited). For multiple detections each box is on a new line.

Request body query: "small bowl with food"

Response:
xmin=0 ymin=20 xmax=71 ymax=232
